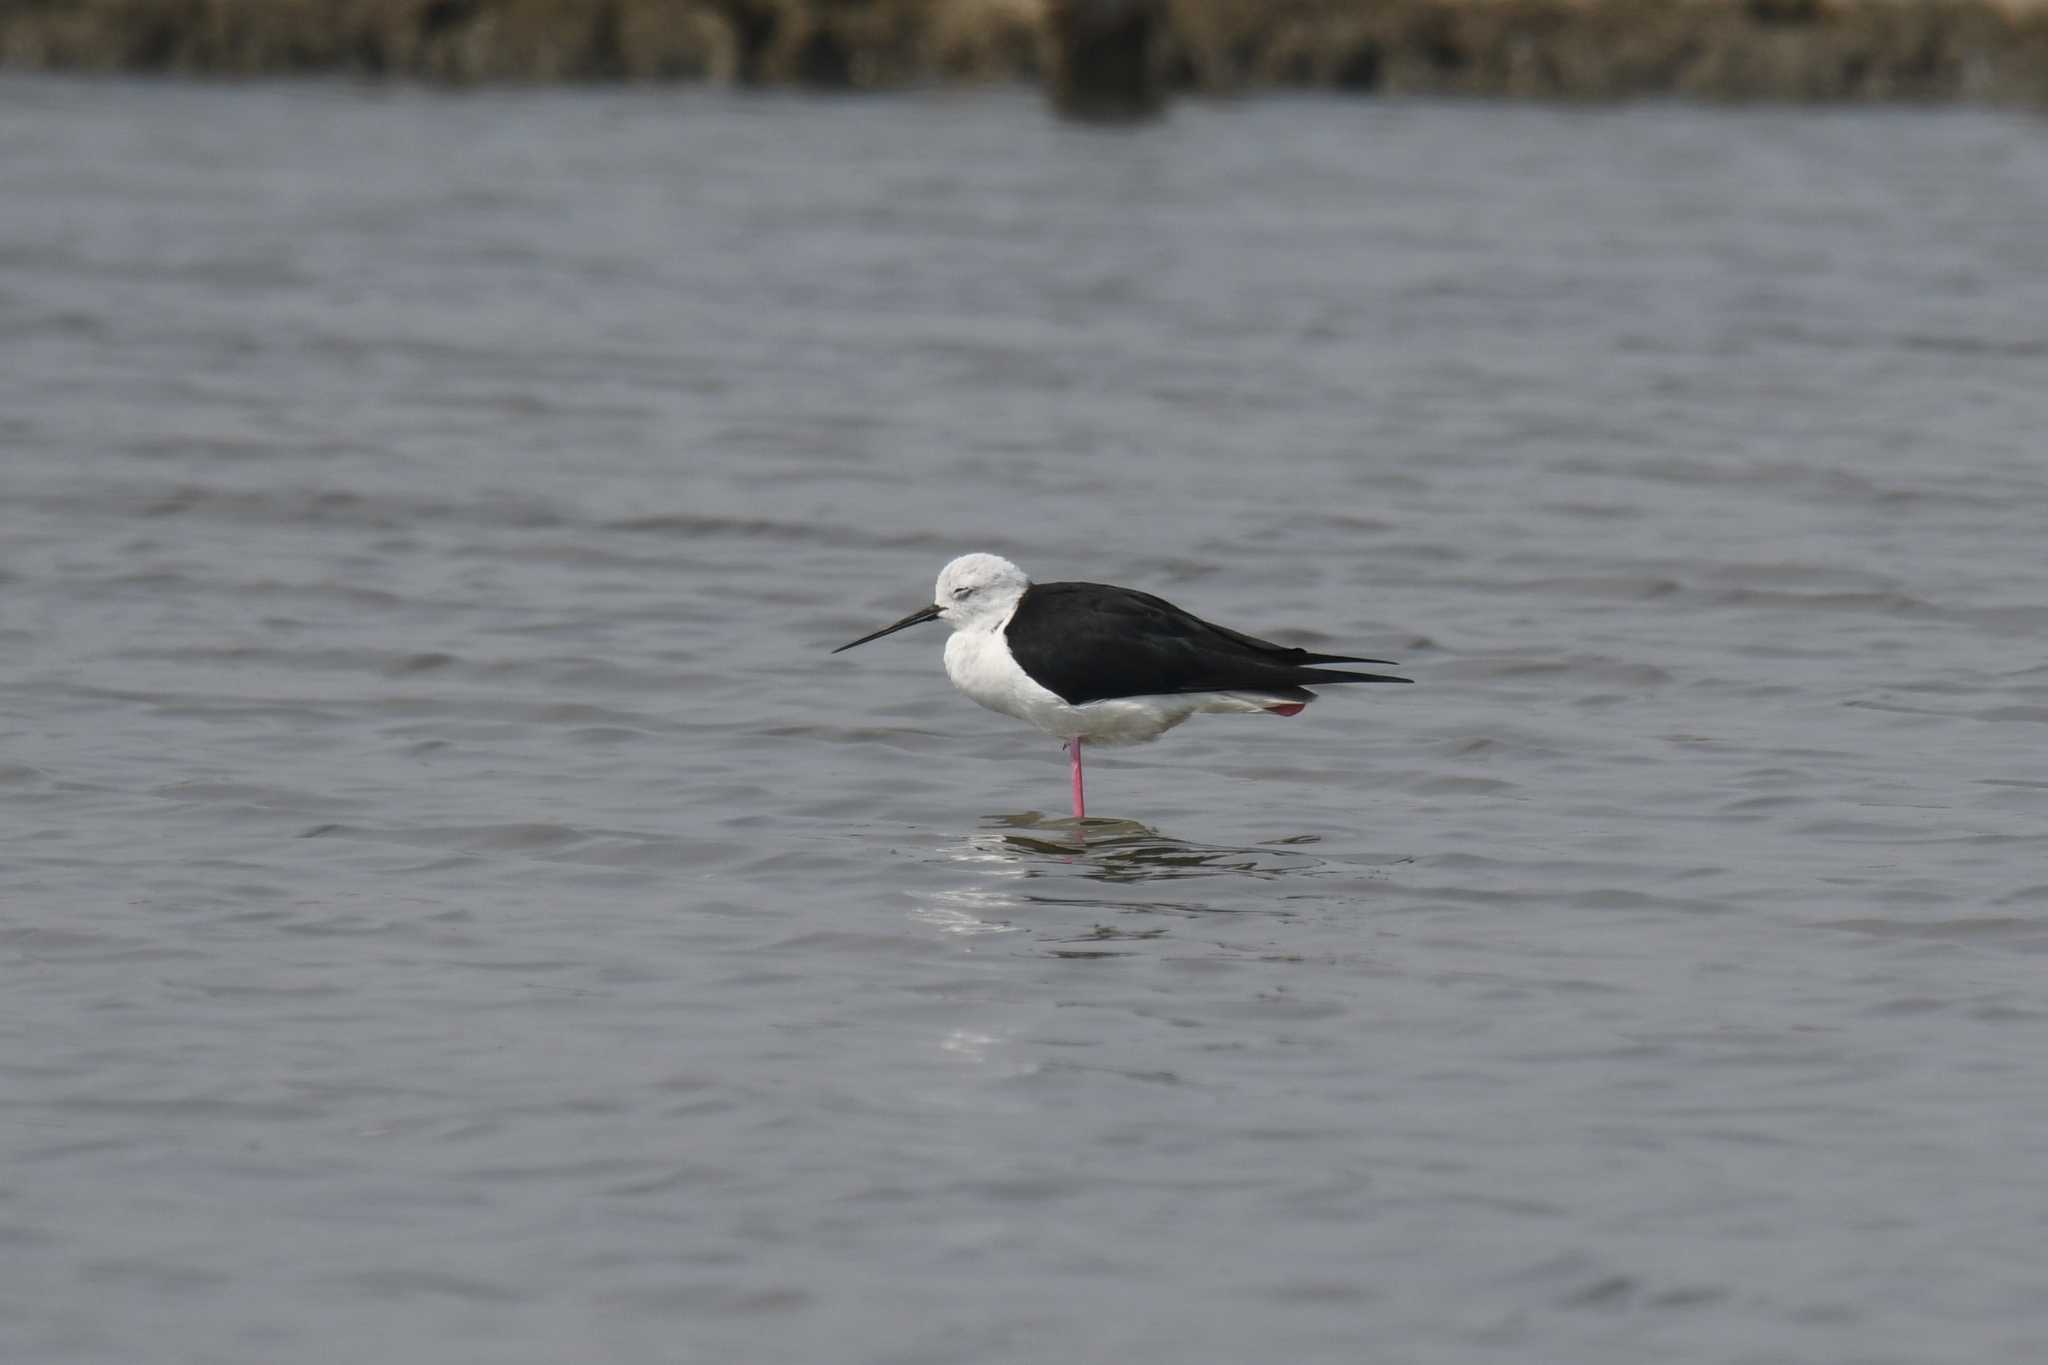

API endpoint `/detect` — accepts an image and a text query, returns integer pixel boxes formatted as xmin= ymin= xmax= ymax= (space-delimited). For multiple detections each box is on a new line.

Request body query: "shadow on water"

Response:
xmin=974 ymin=811 xmax=1331 ymax=884
xmin=905 ymin=814 xmax=1385 ymax=950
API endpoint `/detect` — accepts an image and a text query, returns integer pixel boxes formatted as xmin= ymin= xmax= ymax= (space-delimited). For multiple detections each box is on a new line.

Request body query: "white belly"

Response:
xmin=942 ymin=624 xmax=1299 ymax=746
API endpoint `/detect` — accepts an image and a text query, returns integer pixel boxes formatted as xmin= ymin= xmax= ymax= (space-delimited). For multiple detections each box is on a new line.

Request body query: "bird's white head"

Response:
xmin=933 ymin=553 xmax=1030 ymax=630
xmin=830 ymin=553 xmax=1031 ymax=655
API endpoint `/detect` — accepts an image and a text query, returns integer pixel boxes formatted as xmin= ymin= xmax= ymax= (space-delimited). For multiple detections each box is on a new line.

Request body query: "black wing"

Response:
xmin=1003 ymin=581 xmax=1411 ymax=705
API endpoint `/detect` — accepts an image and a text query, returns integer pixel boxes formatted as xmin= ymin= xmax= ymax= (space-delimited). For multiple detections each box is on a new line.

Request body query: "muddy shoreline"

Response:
xmin=4 ymin=1 xmax=2045 ymax=105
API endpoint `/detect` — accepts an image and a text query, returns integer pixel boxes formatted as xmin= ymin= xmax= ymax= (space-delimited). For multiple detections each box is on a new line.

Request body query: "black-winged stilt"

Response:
xmin=831 ymin=553 xmax=1410 ymax=819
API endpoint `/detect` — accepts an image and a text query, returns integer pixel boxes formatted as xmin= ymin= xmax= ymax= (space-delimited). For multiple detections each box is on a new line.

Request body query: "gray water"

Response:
xmin=4 ymin=75 xmax=2048 ymax=1364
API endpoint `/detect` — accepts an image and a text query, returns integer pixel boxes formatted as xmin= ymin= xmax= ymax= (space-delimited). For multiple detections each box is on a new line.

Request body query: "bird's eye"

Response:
xmin=952 ymin=586 xmax=973 ymax=599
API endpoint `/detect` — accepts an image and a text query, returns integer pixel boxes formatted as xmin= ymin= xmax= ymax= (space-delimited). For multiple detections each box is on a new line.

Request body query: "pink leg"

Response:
xmin=1066 ymin=738 xmax=1086 ymax=820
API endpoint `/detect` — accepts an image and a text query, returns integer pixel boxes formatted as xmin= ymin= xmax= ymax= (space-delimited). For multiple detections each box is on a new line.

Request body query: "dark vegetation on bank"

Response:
xmin=3 ymin=0 xmax=2045 ymax=105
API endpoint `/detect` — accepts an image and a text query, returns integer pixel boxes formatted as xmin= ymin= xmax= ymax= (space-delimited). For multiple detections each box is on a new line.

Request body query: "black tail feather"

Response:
xmin=1301 ymin=667 xmax=1412 ymax=685
xmin=1296 ymin=652 xmax=1401 ymax=668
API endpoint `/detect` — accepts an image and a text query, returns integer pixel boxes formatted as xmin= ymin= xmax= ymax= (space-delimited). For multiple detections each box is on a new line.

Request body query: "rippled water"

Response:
xmin=5 ymin=76 xmax=2048 ymax=1363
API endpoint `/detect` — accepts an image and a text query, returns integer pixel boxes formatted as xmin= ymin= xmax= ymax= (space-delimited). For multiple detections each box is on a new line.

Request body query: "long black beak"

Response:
xmin=831 ymin=604 xmax=943 ymax=653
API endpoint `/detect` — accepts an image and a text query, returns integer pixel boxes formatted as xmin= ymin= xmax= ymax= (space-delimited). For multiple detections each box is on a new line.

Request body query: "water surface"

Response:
xmin=4 ymin=79 xmax=2048 ymax=1364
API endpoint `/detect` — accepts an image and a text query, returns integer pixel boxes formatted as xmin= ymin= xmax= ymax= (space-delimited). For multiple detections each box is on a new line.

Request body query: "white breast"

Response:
xmin=944 ymin=616 xmax=1075 ymax=735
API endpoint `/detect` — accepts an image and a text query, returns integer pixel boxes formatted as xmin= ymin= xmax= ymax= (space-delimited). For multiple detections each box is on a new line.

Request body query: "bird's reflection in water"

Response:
xmin=908 ymin=814 xmax=1349 ymax=954
xmin=972 ymin=812 xmax=1331 ymax=884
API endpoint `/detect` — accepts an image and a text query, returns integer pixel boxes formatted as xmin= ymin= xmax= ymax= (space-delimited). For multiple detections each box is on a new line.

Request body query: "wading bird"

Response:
xmin=832 ymin=554 xmax=1410 ymax=819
